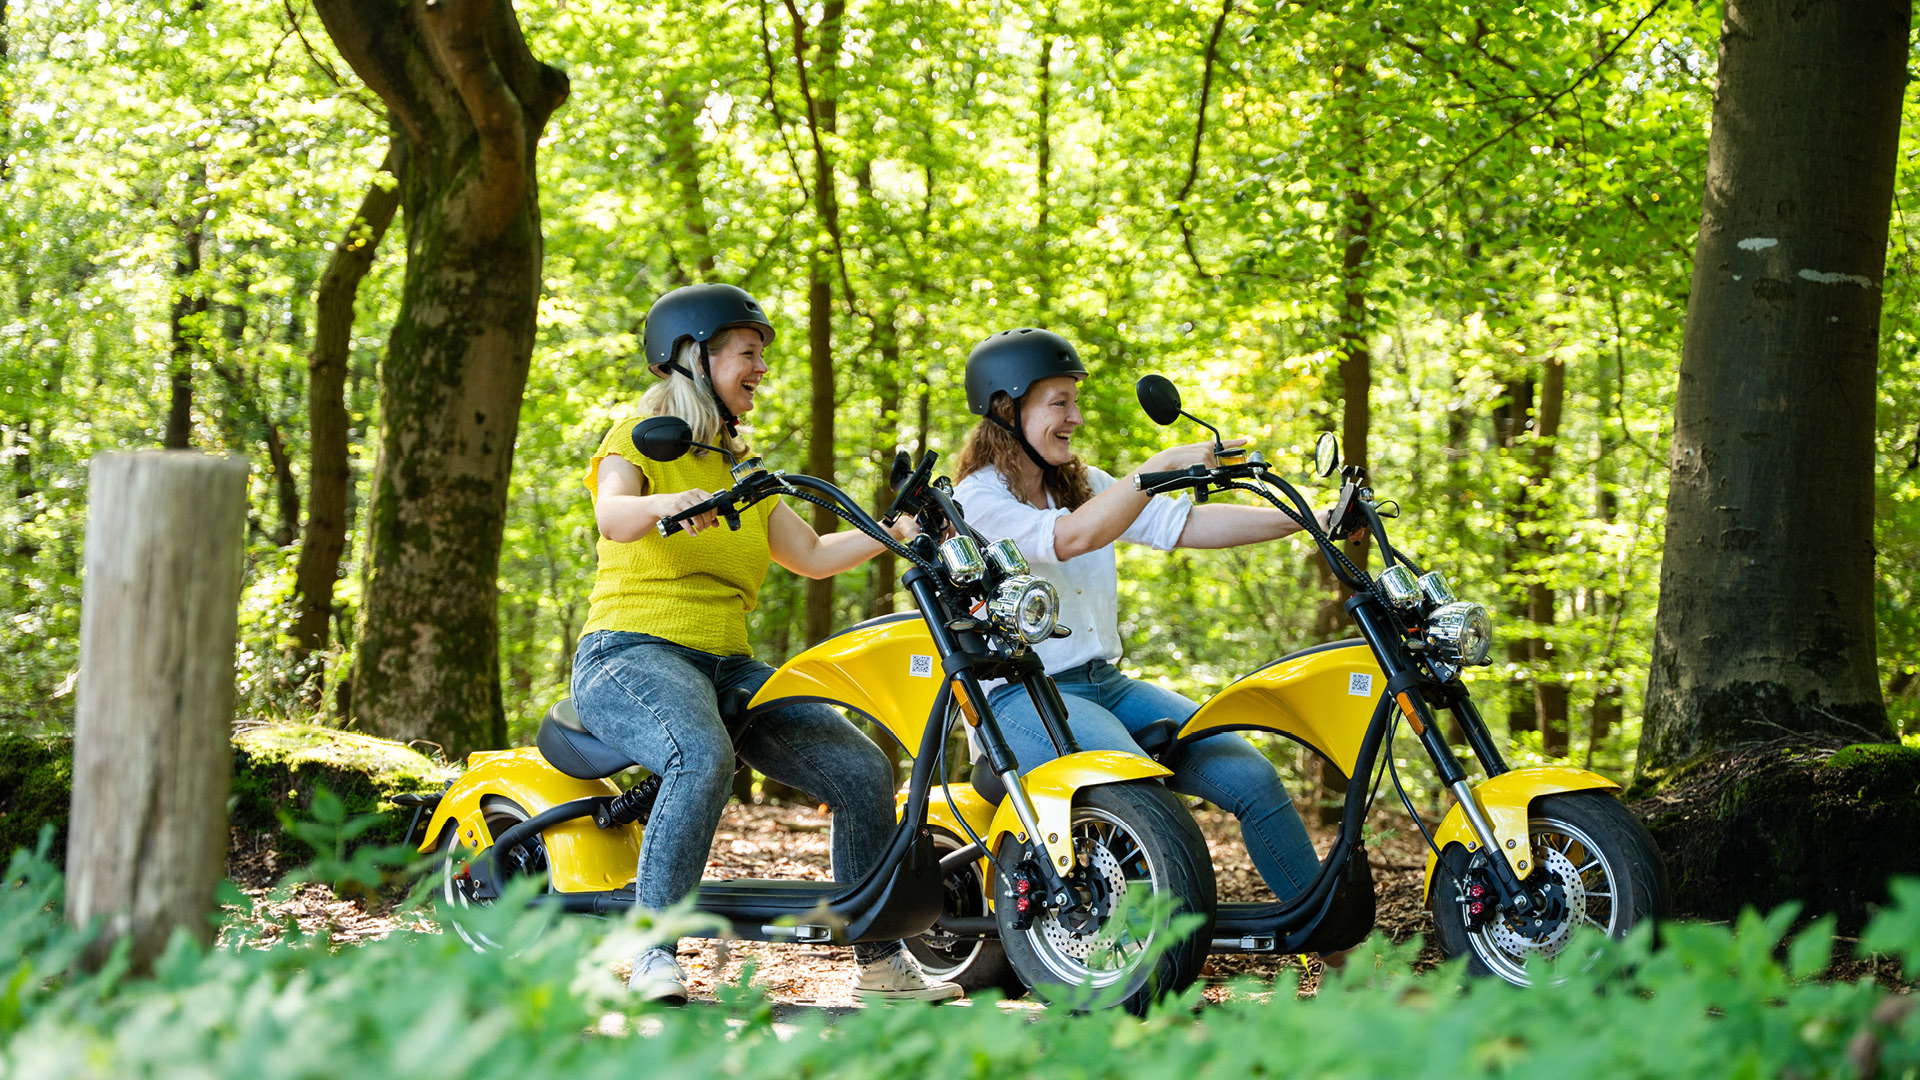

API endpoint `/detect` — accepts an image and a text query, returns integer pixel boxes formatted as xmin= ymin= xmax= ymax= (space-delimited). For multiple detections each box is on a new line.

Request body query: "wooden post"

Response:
xmin=67 ymin=451 xmax=249 ymax=973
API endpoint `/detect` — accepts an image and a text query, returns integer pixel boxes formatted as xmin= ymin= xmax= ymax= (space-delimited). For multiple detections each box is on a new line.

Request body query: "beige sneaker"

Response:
xmin=852 ymin=948 xmax=964 ymax=1004
xmin=629 ymin=948 xmax=688 ymax=1005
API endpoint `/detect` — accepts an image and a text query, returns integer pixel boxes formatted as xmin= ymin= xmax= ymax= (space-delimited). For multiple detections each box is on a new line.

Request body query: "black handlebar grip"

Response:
xmin=657 ymin=492 xmax=731 ymax=537
xmin=1134 ymin=467 xmax=1203 ymax=492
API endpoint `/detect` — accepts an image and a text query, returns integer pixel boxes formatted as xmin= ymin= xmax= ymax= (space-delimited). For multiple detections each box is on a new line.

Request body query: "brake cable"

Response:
xmin=934 ymin=706 xmax=1005 ymax=885
xmin=1381 ymin=715 xmax=1466 ymax=891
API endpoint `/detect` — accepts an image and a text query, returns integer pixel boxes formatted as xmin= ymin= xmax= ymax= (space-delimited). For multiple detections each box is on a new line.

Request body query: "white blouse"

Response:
xmin=952 ymin=463 xmax=1193 ymax=675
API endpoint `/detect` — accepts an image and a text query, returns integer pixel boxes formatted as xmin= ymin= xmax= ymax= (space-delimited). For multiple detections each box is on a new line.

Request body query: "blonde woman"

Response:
xmin=571 ymin=284 xmax=957 ymax=1005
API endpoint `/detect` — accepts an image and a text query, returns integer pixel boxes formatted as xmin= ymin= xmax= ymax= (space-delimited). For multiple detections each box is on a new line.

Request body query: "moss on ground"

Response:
xmin=1632 ymin=741 xmax=1920 ymax=932
xmin=0 ymin=725 xmax=450 ymax=869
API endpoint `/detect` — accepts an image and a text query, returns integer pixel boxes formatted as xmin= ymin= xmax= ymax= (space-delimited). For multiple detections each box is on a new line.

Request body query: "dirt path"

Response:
xmin=226 ymin=796 xmax=1445 ymax=1007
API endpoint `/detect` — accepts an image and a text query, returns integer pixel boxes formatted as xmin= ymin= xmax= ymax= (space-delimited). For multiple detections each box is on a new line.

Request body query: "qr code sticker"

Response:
xmin=1348 ymin=672 xmax=1374 ymax=697
xmin=909 ymin=654 xmax=935 ymax=679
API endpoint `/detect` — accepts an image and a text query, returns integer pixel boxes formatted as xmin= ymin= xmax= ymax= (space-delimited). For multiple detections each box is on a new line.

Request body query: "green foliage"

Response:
xmin=3 ymin=836 xmax=1920 ymax=1077
xmin=0 ymin=735 xmax=71 ymax=869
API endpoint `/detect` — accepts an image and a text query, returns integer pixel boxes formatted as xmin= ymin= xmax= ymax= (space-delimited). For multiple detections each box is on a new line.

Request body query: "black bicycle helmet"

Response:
xmin=642 ymin=283 xmax=774 ymax=377
xmin=964 ymin=328 xmax=1089 ymax=481
xmin=964 ymin=327 xmax=1087 ymax=415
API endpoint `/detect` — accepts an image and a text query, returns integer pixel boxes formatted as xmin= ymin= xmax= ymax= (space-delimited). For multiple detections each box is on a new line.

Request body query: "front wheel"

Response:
xmin=1431 ymin=791 xmax=1668 ymax=986
xmin=439 ymin=797 xmax=551 ymax=951
xmin=994 ymin=782 xmax=1215 ymax=1015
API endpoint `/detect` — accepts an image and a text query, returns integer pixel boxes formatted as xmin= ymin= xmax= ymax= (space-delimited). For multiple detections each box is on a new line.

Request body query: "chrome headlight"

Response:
xmin=1426 ymin=602 xmax=1493 ymax=666
xmin=983 ymin=537 xmax=1030 ymax=575
xmin=939 ymin=536 xmax=987 ymax=583
xmin=1377 ymin=565 xmax=1421 ymax=610
xmin=986 ymin=575 xmax=1059 ymax=645
xmin=1417 ymin=571 xmax=1456 ymax=607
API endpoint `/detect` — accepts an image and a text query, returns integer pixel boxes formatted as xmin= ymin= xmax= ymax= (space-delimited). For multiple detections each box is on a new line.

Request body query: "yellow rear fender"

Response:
xmin=420 ymin=747 xmax=641 ymax=895
xmin=903 ymin=781 xmax=998 ymax=841
xmin=982 ymin=751 xmax=1173 ymax=874
xmin=1422 ymin=766 xmax=1621 ymax=904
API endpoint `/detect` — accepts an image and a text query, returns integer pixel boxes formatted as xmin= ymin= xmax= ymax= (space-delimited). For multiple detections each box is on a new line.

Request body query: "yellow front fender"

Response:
xmin=981 ymin=751 xmax=1174 ymax=873
xmin=1422 ymin=765 xmax=1620 ymax=903
xmin=905 ymin=781 xmax=998 ymax=842
xmin=418 ymin=747 xmax=641 ymax=894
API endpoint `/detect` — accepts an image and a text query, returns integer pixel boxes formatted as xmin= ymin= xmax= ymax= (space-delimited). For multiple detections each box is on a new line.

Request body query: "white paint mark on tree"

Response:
xmin=1736 ymin=237 xmax=1779 ymax=250
xmin=1797 ymin=268 xmax=1876 ymax=289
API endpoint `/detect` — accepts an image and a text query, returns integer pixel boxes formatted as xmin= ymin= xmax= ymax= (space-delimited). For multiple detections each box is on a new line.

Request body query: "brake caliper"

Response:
xmin=1003 ymin=859 xmax=1047 ymax=930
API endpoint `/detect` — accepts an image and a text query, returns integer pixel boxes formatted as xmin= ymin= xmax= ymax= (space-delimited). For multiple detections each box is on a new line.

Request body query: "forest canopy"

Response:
xmin=1 ymin=0 xmax=1915 ymax=773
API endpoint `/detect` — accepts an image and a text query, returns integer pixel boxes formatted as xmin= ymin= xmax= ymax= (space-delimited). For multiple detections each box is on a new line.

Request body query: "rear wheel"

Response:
xmin=994 ymin=782 xmax=1215 ymax=1015
xmin=904 ymin=827 xmax=1027 ymax=999
xmin=439 ymin=797 xmax=551 ymax=951
xmin=1432 ymin=791 xmax=1667 ymax=986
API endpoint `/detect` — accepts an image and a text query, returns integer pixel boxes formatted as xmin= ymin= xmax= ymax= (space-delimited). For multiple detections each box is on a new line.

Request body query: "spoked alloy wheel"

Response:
xmin=994 ymin=782 xmax=1214 ymax=1015
xmin=439 ymin=797 xmax=551 ymax=951
xmin=905 ymin=827 xmax=1027 ymax=998
xmin=1434 ymin=792 xmax=1667 ymax=986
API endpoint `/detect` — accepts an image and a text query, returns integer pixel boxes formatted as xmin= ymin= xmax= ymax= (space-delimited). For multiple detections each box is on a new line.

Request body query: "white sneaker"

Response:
xmin=852 ymin=948 xmax=963 ymax=1004
xmin=629 ymin=948 xmax=688 ymax=1005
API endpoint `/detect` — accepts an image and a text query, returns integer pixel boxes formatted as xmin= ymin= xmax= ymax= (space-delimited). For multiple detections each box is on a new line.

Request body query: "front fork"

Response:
xmin=1348 ymin=596 xmax=1540 ymax=913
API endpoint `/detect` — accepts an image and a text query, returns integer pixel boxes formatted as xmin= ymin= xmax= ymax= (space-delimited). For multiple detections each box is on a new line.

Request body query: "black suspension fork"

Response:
xmin=1020 ymin=669 xmax=1083 ymax=758
xmin=903 ymin=565 xmax=1077 ymax=902
xmin=1347 ymin=596 xmax=1532 ymax=904
xmin=1434 ymin=682 xmax=1509 ymax=778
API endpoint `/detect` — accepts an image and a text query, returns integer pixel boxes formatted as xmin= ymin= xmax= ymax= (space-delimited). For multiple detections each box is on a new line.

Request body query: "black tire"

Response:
xmin=904 ymin=827 xmax=1028 ymax=999
xmin=994 ymin=782 xmax=1216 ymax=1015
xmin=1431 ymin=791 xmax=1668 ymax=986
xmin=438 ymin=797 xmax=551 ymax=951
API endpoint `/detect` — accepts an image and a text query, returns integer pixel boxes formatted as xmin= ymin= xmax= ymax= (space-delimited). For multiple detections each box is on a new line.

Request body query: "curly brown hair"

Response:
xmin=953 ymin=391 xmax=1095 ymax=509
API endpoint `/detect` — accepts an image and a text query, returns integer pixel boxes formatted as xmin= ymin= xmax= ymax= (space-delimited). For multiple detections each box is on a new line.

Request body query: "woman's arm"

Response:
xmin=1049 ymin=437 xmax=1246 ymax=560
xmin=767 ymin=500 xmax=917 ymax=579
xmin=1174 ymin=503 xmax=1337 ymax=550
xmin=592 ymin=454 xmax=721 ymax=541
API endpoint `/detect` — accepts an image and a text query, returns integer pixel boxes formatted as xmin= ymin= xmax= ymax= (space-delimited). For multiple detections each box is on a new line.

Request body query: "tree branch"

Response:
xmin=418 ymin=0 xmax=528 ymax=238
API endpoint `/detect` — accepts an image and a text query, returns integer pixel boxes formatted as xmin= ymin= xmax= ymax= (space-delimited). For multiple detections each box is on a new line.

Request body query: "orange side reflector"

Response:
xmin=1395 ymin=691 xmax=1427 ymax=735
xmin=954 ymin=682 xmax=981 ymax=727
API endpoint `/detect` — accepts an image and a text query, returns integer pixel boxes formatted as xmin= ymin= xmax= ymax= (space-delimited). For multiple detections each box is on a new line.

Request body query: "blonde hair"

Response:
xmin=640 ymin=329 xmax=752 ymax=459
xmin=953 ymin=391 xmax=1094 ymax=509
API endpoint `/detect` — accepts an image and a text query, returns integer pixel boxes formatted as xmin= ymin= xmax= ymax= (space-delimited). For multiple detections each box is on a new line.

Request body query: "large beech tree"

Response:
xmin=1640 ymin=0 xmax=1904 ymax=772
xmin=312 ymin=0 xmax=568 ymax=755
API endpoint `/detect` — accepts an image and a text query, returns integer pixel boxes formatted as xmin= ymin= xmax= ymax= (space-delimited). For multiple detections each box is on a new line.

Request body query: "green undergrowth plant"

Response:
xmin=3 ymin=816 xmax=1918 ymax=1079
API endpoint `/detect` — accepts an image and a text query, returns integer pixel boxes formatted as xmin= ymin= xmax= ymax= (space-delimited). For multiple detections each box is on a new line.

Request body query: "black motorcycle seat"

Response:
xmin=1133 ymin=717 xmax=1179 ymax=762
xmin=536 ymin=691 xmax=758 ymax=781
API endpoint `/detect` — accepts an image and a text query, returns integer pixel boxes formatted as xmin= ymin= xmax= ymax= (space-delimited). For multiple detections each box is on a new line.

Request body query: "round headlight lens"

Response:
xmin=987 ymin=575 xmax=1058 ymax=645
xmin=1426 ymin=602 xmax=1493 ymax=666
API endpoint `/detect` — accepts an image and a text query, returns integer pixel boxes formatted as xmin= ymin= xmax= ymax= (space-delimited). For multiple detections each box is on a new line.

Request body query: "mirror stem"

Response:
xmin=1181 ymin=410 xmax=1225 ymax=454
xmin=692 ymin=439 xmax=737 ymax=467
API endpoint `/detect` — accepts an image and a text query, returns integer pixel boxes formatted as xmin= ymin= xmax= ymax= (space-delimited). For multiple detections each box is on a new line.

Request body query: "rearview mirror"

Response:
xmin=1313 ymin=432 xmax=1340 ymax=477
xmin=634 ymin=416 xmax=694 ymax=462
xmin=1136 ymin=374 xmax=1182 ymax=426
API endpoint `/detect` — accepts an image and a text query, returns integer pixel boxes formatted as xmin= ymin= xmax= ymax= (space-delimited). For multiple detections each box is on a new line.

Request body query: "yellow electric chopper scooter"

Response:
xmin=906 ymin=377 xmax=1667 ymax=991
xmin=408 ymin=417 xmax=1215 ymax=1013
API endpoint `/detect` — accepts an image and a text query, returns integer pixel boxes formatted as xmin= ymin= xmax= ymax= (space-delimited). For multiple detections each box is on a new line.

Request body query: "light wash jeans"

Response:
xmin=571 ymin=630 xmax=899 ymax=957
xmin=986 ymin=659 xmax=1321 ymax=901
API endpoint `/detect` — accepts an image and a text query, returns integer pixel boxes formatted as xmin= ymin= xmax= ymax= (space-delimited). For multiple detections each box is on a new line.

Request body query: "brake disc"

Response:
xmin=1037 ymin=837 xmax=1128 ymax=961
xmin=1487 ymin=845 xmax=1584 ymax=961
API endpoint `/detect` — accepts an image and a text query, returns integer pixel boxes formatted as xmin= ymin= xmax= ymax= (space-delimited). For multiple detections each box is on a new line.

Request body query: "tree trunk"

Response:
xmin=800 ymin=0 xmax=845 ymax=647
xmin=1034 ymin=31 xmax=1052 ymax=321
xmin=165 ymin=174 xmax=209 ymax=450
xmin=869 ymin=309 xmax=901 ymax=618
xmin=313 ymin=0 xmax=569 ymax=758
xmin=292 ymin=152 xmax=399 ymax=664
xmin=661 ymin=82 xmax=716 ymax=279
xmin=68 ymin=452 xmax=247 ymax=974
xmin=1527 ymin=356 xmax=1568 ymax=755
xmin=1640 ymin=0 xmax=1902 ymax=775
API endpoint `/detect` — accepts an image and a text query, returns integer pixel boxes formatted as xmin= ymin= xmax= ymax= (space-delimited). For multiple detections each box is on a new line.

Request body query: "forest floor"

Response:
xmin=222 ymin=794 xmax=1911 ymax=1013
xmin=222 ymin=796 xmax=1447 ymax=1010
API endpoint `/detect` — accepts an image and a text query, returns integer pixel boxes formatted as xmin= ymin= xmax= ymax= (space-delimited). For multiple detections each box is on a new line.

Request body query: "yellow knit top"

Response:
xmin=580 ymin=419 xmax=776 ymax=656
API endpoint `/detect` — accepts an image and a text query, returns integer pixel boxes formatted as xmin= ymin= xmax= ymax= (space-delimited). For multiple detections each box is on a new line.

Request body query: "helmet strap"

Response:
xmin=667 ymin=341 xmax=739 ymax=438
xmin=986 ymin=408 xmax=1061 ymax=488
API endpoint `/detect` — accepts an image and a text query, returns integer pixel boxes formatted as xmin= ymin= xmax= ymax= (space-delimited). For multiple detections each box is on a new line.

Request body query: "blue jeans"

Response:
xmin=986 ymin=659 xmax=1321 ymax=901
xmin=571 ymin=631 xmax=898 ymax=954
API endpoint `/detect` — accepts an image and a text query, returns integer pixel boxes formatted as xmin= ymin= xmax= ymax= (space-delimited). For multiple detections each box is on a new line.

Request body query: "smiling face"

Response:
xmin=705 ymin=326 xmax=770 ymax=417
xmin=1018 ymin=374 xmax=1085 ymax=466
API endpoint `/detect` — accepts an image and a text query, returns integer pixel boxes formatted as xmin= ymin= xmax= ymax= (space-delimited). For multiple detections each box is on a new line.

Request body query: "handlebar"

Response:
xmin=1133 ymin=465 xmax=1209 ymax=492
xmin=657 ymin=490 xmax=737 ymax=537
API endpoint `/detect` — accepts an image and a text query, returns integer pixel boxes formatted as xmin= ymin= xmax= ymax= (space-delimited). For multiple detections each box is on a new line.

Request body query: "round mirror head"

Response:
xmin=1313 ymin=432 xmax=1340 ymax=477
xmin=1136 ymin=374 xmax=1183 ymax=426
xmin=633 ymin=416 xmax=695 ymax=462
